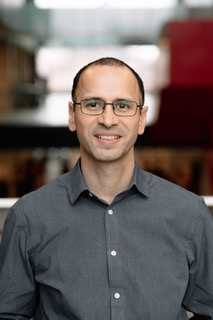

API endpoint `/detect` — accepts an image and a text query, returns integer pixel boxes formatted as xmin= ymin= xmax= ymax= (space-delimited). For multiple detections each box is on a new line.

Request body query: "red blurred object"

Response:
xmin=167 ymin=20 xmax=213 ymax=86
xmin=148 ymin=85 xmax=213 ymax=146
xmin=147 ymin=20 xmax=213 ymax=146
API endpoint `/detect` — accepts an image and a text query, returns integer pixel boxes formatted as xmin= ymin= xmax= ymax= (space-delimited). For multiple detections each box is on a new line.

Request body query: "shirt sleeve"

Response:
xmin=0 ymin=203 xmax=38 ymax=319
xmin=183 ymin=198 xmax=213 ymax=319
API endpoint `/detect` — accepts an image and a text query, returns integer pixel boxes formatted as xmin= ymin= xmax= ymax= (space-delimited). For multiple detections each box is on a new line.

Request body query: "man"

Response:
xmin=0 ymin=57 xmax=213 ymax=319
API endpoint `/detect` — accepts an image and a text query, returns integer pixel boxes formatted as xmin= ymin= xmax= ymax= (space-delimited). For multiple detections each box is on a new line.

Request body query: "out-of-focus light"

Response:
xmin=107 ymin=0 xmax=177 ymax=9
xmin=1 ymin=0 xmax=25 ymax=8
xmin=184 ymin=0 xmax=212 ymax=7
xmin=34 ymin=0 xmax=105 ymax=9
xmin=34 ymin=0 xmax=177 ymax=9
xmin=127 ymin=45 xmax=160 ymax=62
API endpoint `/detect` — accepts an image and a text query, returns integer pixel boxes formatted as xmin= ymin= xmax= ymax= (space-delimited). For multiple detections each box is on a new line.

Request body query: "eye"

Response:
xmin=88 ymin=102 xmax=97 ymax=108
xmin=85 ymin=100 xmax=103 ymax=109
xmin=115 ymin=101 xmax=133 ymax=111
xmin=117 ymin=102 xmax=129 ymax=109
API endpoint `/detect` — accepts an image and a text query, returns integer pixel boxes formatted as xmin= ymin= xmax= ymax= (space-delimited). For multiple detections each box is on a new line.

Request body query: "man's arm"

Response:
xmin=0 ymin=204 xmax=38 ymax=319
xmin=183 ymin=199 xmax=213 ymax=319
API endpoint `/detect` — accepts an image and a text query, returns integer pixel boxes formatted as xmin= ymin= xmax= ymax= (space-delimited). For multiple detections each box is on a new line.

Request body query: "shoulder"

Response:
xmin=10 ymin=172 xmax=73 ymax=221
xmin=143 ymin=169 xmax=200 ymax=198
xmin=141 ymin=169 xmax=207 ymax=216
xmin=21 ymin=171 xmax=71 ymax=202
xmin=140 ymin=169 xmax=212 ymax=244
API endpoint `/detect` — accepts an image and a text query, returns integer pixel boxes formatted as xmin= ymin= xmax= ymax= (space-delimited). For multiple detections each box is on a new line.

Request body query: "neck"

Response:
xmin=80 ymin=155 xmax=135 ymax=204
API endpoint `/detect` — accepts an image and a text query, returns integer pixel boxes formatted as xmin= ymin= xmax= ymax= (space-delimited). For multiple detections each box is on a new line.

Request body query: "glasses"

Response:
xmin=73 ymin=99 xmax=143 ymax=117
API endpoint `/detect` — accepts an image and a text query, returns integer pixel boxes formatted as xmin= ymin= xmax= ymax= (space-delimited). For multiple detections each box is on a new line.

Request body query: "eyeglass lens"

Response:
xmin=81 ymin=99 xmax=137 ymax=116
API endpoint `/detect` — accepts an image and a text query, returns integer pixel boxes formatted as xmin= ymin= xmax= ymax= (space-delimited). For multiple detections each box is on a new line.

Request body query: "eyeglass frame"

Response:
xmin=73 ymin=98 xmax=143 ymax=117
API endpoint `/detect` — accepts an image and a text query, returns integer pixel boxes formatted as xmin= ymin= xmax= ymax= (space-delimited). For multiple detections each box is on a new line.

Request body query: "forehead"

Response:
xmin=75 ymin=65 xmax=141 ymax=100
xmin=80 ymin=64 xmax=135 ymax=82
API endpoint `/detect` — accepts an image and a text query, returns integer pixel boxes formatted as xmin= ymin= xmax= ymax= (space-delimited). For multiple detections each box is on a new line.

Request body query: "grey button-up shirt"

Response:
xmin=0 ymin=160 xmax=213 ymax=319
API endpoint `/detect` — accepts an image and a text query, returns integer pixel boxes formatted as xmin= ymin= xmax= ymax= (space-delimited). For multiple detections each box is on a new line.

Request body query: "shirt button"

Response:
xmin=89 ymin=192 xmax=93 ymax=197
xmin=108 ymin=209 xmax=113 ymax=215
xmin=114 ymin=293 xmax=120 ymax=299
xmin=111 ymin=250 xmax=117 ymax=256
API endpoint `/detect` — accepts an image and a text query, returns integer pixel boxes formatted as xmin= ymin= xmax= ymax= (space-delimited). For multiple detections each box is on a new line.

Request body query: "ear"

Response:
xmin=68 ymin=101 xmax=76 ymax=132
xmin=138 ymin=106 xmax=148 ymax=135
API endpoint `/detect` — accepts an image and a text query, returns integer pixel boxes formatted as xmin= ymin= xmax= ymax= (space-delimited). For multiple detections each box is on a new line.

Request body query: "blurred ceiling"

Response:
xmin=1 ymin=0 xmax=213 ymax=148
xmin=0 ymin=0 xmax=213 ymax=50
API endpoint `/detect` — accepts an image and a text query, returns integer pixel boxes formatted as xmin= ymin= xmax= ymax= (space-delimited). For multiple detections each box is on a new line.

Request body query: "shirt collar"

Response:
xmin=67 ymin=159 xmax=150 ymax=204
xmin=67 ymin=159 xmax=88 ymax=204
xmin=130 ymin=162 xmax=150 ymax=198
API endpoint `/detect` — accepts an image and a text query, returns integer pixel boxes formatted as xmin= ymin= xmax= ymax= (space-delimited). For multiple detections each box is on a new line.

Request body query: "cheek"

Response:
xmin=75 ymin=118 xmax=93 ymax=141
xmin=75 ymin=121 xmax=86 ymax=140
xmin=124 ymin=118 xmax=141 ymax=134
xmin=130 ymin=120 xmax=144 ymax=141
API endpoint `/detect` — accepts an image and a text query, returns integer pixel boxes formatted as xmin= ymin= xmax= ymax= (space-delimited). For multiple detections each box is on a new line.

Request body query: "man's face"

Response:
xmin=69 ymin=65 xmax=148 ymax=164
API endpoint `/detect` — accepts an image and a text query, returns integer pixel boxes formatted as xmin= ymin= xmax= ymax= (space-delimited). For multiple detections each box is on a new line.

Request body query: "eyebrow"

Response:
xmin=84 ymin=97 xmax=103 ymax=100
xmin=84 ymin=97 xmax=135 ymax=102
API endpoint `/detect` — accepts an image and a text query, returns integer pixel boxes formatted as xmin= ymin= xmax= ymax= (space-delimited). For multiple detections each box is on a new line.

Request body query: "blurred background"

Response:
xmin=1 ymin=0 xmax=213 ymax=219
xmin=1 ymin=4 xmax=212 ymax=318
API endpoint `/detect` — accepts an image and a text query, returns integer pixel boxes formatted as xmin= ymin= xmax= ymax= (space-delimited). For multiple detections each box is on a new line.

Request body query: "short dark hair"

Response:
xmin=71 ymin=57 xmax=145 ymax=104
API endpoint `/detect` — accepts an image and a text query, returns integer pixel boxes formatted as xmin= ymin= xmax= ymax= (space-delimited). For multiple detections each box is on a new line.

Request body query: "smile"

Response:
xmin=97 ymin=136 xmax=120 ymax=140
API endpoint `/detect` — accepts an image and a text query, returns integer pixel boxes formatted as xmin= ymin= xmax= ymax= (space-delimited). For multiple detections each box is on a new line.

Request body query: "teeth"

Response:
xmin=98 ymin=136 xmax=119 ymax=140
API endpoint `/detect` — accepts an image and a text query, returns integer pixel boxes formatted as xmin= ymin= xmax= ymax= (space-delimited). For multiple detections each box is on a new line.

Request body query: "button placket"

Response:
xmin=105 ymin=206 xmax=124 ymax=315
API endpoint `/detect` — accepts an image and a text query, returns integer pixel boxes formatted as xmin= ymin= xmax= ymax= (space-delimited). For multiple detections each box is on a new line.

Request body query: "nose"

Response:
xmin=97 ymin=104 xmax=119 ymax=128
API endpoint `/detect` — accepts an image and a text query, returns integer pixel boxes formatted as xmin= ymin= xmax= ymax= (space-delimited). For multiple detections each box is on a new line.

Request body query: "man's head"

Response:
xmin=71 ymin=57 xmax=145 ymax=105
xmin=69 ymin=57 xmax=148 ymax=164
